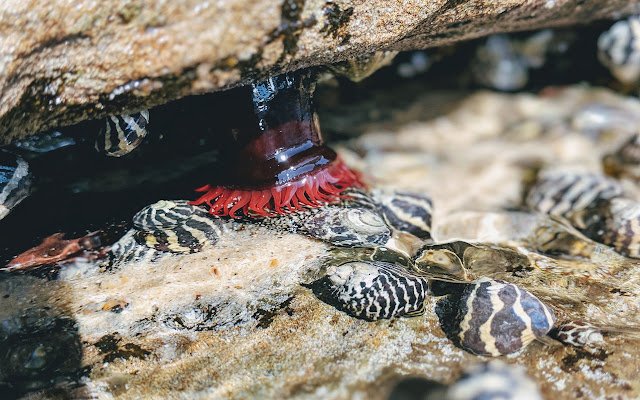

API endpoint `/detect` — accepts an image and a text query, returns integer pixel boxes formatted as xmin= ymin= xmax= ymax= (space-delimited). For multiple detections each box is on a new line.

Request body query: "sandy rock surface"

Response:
xmin=1 ymin=0 xmax=639 ymax=143
xmin=2 ymin=84 xmax=640 ymax=399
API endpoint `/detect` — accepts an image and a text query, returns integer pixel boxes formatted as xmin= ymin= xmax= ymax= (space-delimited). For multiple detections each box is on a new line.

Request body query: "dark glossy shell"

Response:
xmin=445 ymin=278 xmax=556 ymax=356
xmin=318 ymin=260 xmax=431 ymax=321
xmin=597 ymin=16 xmax=640 ymax=84
xmin=96 ymin=110 xmax=150 ymax=157
xmin=0 ymin=149 xmax=32 ymax=220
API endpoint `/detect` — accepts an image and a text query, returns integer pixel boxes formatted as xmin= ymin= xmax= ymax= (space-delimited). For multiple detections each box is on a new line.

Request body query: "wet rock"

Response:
xmin=1 ymin=0 xmax=639 ymax=142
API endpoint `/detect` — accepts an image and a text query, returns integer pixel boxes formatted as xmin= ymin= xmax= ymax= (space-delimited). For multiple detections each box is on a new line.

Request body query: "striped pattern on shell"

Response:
xmin=526 ymin=170 xmax=623 ymax=227
xmin=603 ymin=133 xmax=640 ymax=180
xmin=372 ymin=189 xmax=433 ymax=241
xmin=325 ymin=261 xmax=430 ymax=320
xmin=599 ymin=198 xmax=640 ymax=258
xmin=95 ymin=110 xmax=150 ymax=157
xmin=456 ymin=278 xmax=555 ymax=356
xmin=598 ymin=16 xmax=640 ymax=84
xmin=110 ymin=200 xmax=223 ymax=265
xmin=260 ymin=204 xmax=392 ymax=248
xmin=549 ymin=321 xmax=604 ymax=348
xmin=133 ymin=199 xmax=199 ymax=230
xmin=0 ymin=150 xmax=32 ymax=221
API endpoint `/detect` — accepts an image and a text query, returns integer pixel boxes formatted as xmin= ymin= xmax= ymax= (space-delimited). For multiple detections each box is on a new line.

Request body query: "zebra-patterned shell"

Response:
xmin=447 ymin=361 xmax=542 ymax=400
xmin=96 ymin=110 xmax=150 ymax=157
xmin=0 ymin=149 xmax=32 ymax=221
xmin=453 ymin=278 xmax=555 ymax=356
xmin=603 ymin=133 xmax=640 ymax=181
xmin=597 ymin=16 xmax=640 ymax=85
xmin=132 ymin=200 xmax=223 ymax=254
xmin=372 ymin=189 xmax=433 ymax=241
xmin=133 ymin=200 xmax=201 ymax=230
xmin=109 ymin=229 xmax=163 ymax=266
xmin=260 ymin=205 xmax=392 ymax=248
xmin=596 ymin=198 xmax=640 ymax=258
xmin=548 ymin=320 xmax=604 ymax=348
xmin=525 ymin=170 xmax=623 ymax=228
xmin=321 ymin=260 xmax=430 ymax=321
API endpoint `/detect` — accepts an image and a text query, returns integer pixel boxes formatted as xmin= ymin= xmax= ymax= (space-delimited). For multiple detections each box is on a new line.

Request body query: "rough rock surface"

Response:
xmin=1 ymin=0 xmax=639 ymax=143
xmin=2 ymin=84 xmax=640 ymax=399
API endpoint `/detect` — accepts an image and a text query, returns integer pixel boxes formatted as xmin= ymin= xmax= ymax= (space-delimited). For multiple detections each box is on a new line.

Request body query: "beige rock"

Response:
xmin=0 ymin=0 xmax=639 ymax=143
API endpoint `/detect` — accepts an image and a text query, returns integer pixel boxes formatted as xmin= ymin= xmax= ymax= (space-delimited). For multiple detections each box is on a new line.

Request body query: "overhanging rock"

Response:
xmin=0 ymin=0 xmax=638 ymax=143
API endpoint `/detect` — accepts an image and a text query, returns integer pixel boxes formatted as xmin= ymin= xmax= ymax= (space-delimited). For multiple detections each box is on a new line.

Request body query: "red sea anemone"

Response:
xmin=191 ymin=72 xmax=365 ymax=218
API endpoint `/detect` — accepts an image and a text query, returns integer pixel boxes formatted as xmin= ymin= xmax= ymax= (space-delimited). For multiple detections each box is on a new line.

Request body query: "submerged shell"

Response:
xmin=96 ymin=110 xmax=150 ymax=157
xmin=548 ymin=320 xmax=604 ymax=348
xmin=0 ymin=150 xmax=32 ymax=220
xmin=445 ymin=278 xmax=556 ymax=356
xmin=597 ymin=16 xmax=640 ymax=85
xmin=413 ymin=242 xmax=469 ymax=281
xmin=318 ymin=260 xmax=431 ymax=321
xmin=525 ymin=170 xmax=623 ymax=228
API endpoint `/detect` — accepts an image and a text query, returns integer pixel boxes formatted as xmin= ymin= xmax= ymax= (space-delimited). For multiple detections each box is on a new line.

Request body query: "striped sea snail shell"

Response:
xmin=371 ymin=189 xmax=434 ymax=241
xmin=261 ymin=204 xmax=392 ymax=248
xmin=260 ymin=188 xmax=433 ymax=252
xmin=603 ymin=133 xmax=640 ymax=181
xmin=548 ymin=320 xmax=604 ymax=348
xmin=0 ymin=149 xmax=32 ymax=221
xmin=525 ymin=169 xmax=623 ymax=229
xmin=597 ymin=16 xmax=640 ymax=85
xmin=436 ymin=277 xmax=556 ymax=357
xmin=95 ymin=110 xmax=150 ymax=157
xmin=110 ymin=200 xmax=223 ymax=265
xmin=314 ymin=258 xmax=431 ymax=321
xmin=590 ymin=197 xmax=640 ymax=258
xmin=132 ymin=200 xmax=222 ymax=254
